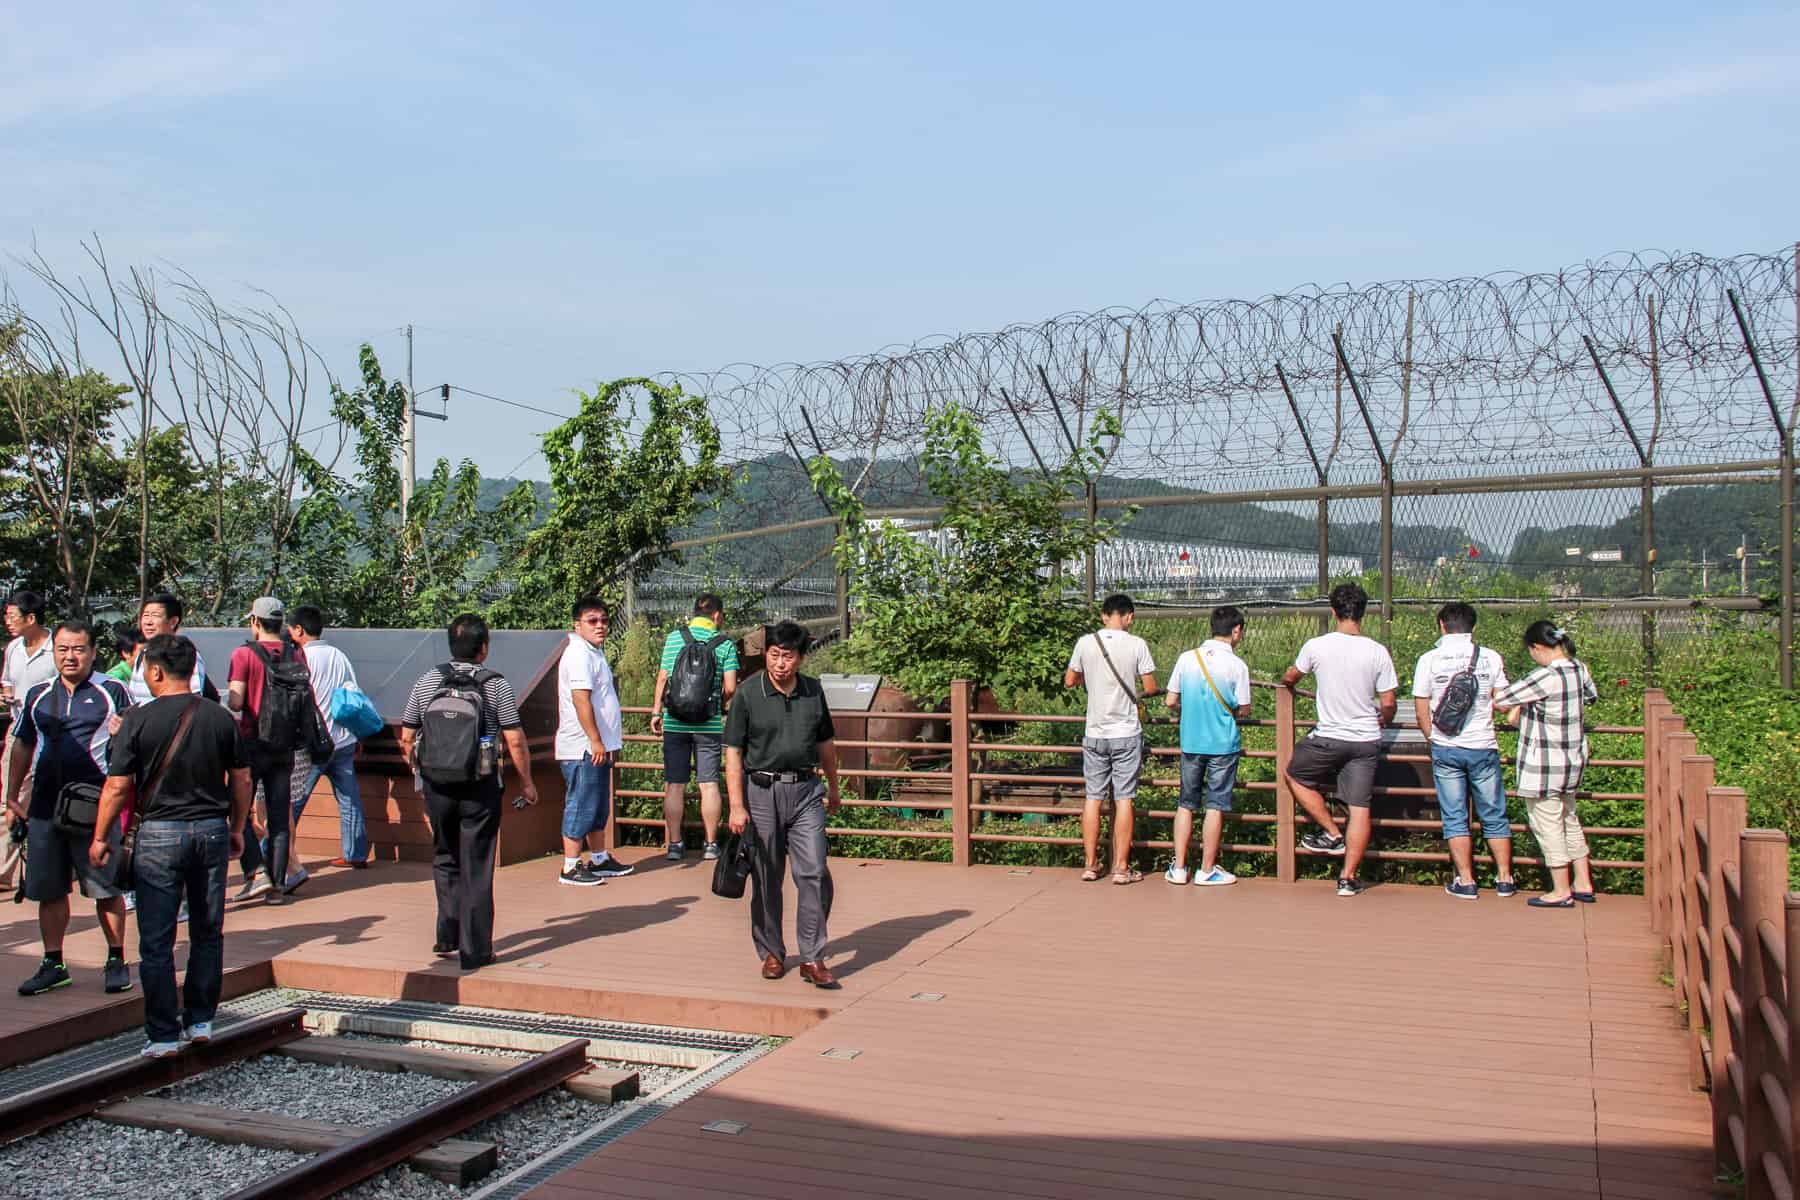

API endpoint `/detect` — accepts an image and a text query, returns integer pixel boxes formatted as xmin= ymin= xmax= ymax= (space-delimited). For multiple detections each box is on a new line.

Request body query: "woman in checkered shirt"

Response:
xmin=1494 ymin=621 xmax=1600 ymax=909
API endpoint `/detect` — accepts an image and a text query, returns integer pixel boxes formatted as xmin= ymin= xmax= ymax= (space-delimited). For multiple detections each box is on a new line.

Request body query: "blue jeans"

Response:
xmin=559 ymin=756 xmax=612 ymax=840
xmin=1178 ymin=751 xmax=1240 ymax=813
xmin=134 ymin=818 xmax=229 ymax=1044
xmin=1432 ymin=745 xmax=1509 ymax=841
xmin=292 ymin=744 xmax=368 ymax=863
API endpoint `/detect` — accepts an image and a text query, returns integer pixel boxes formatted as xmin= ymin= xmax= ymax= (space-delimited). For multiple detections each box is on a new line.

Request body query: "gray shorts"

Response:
xmin=663 ymin=731 xmax=723 ymax=785
xmin=1082 ymin=736 xmax=1142 ymax=802
xmin=23 ymin=817 xmax=126 ymax=902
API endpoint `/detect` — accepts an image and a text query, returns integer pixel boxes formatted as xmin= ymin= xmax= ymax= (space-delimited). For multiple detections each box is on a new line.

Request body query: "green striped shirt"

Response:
xmin=658 ymin=618 xmax=740 ymax=733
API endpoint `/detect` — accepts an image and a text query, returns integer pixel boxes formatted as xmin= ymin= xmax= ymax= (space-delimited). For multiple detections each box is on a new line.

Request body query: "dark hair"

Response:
xmin=251 ymin=616 xmax=284 ymax=638
xmin=447 ymin=612 xmax=490 ymax=661
xmin=52 ymin=619 xmax=96 ymax=648
xmin=693 ymin=592 xmax=724 ymax=619
xmin=1437 ymin=602 xmax=1476 ymax=635
xmin=288 ymin=605 xmax=325 ymax=639
xmin=571 ymin=595 xmax=608 ymax=622
xmin=1523 ymin=619 xmax=1578 ymax=659
xmin=1209 ymin=605 xmax=1245 ymax=638
xmin=113 ymin=625 xmax=144 ymax=657
xmin=1101 ymin=593 xmax=1135 ymax=618
xmin=143 ymin=592 xmax=184 ymax=626
xmin=1329 ymin=583 xmax=1368 ymax=622
xmin=767 ymin=619 xmax=811 ymax=655
xmin=142 ymin=634 xmax=197 ymax=680
xmin=5 ymin=590 xmax=45 ymax=624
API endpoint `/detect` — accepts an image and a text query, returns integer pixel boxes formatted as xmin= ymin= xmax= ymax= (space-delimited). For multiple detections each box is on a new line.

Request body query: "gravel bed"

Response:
xmin=332 ymin=1030 xmax=692 ymax=1094
xmin=0 ymin=1119 xmax=307 ymax=1200
xmin=163 ymin=1054 xmax=470 ymax=1124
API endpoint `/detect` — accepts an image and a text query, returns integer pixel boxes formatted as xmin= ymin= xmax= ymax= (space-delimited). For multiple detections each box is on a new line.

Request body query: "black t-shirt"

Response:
xmin=721 ymin=671 xmax=836 ymax=772
xmin=108 ymin=695 xmax=246 ymax=822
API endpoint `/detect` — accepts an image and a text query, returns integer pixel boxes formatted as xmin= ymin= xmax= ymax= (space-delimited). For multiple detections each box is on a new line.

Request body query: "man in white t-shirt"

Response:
xmin=286 ymin=606 xmax=370 ymax=870
xmin=1412 ymin=602 xmax=1514 ymax=901
xmin=1281 ymin=583 xmax=1398 ymax=898
xmin=127 ymin=594 xmax=210 ymax=706
xmin=1064 ymin=594 xmax=1158 ymax=886
xmin=1 ymin=590 xmax=56 ymax=891
xmin=554 ymin=596 xmax=631 ymax=887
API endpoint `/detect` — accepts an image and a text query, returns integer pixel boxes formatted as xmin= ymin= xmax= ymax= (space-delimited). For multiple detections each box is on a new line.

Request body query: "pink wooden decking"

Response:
xmin=0 ymin=848 xmax=1714 ymax=1197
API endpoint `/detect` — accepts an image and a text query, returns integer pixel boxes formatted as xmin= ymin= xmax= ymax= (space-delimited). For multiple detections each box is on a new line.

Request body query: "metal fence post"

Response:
xmin=949 ymin=679 xmax=972 ymax=868
xmin=1275 ymin=687 xmax=1296 ymax=882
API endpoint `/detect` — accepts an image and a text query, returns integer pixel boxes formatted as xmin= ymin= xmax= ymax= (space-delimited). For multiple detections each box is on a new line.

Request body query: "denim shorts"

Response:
xmin=1081 ymin=736 xmax=1142 ymax=802
xmin=558 ymin=755 xmax=612 ymax=839
xmin=663 ymin=731 xmax=723 ymax=785
xmin=1432 ymin=745 xmax=1509 ymax=841
xmin=1178 ymin=751 xmax=1240 ymax=813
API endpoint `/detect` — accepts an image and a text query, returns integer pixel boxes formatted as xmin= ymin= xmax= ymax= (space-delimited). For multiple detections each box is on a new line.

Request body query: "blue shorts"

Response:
xmin=1432 ymin=745 xmax=1509 ymax=841
xmin=558 ymin=756 xmax=612 ymax=839
xmin=1178 ymin=751 xmax=1240 ymax=813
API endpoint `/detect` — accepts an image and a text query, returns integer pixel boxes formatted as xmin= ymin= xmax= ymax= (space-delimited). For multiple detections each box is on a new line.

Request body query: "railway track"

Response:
xmin=0 ymin=990 xmax=773 ymax=1200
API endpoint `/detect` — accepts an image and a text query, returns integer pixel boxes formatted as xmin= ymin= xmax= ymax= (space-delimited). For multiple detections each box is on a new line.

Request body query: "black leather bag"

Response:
xmin=52 ymin=781 xmax=104 ymax=838
xmin=710 ymin=822 xmax=756 ymax=899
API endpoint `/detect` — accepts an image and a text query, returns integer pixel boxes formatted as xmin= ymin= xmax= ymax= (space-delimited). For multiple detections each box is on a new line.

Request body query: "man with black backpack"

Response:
xmin=227 ymin=597 xmax=326 ymax=905
xmin=650 ymin=593 xmax=739 ymax=862
xmin=1412 ymin=602 xmax=1515 ymax=901
xmin=399 ymin=613 xmax=536 ymax=972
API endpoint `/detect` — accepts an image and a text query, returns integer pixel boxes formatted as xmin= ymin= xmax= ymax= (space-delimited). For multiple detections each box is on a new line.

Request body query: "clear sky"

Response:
xmin=4 ymin=1 xmax=1797 ymax=480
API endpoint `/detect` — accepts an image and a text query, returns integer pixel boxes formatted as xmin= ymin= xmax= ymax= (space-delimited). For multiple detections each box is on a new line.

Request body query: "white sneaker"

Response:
xmin=1193 ymin=866 xmax=1238 ymax=886
xmin=1163 ymin=865 xmax=1191 ymax=885
xmin=184 ymin=1021 xmax=213 ymax=1043
xmin=123 ymin=891 xmax=137 ymax=912
xmin=140 ymin=1041 xmax=181 ymax=1059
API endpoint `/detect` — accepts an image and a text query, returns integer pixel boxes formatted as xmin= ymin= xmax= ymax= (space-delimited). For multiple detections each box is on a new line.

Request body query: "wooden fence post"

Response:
xmin=1275 ymin=687 xmax=1296 ymax=883
xmin=1656 ymin=710 xmax=1687 ymax=940
xmin=1786 ymin=892 xmax=1800 ymax=1189
xmin=1643 ymin=691 xmax=1666 ymax=934
xmin=1708 ymin=785 xmax=1747 ymax=1174
xmin=1737 ymin=829 xmax=1788 ymax=1197
xmin=1679 ymin=750 xmax=1713 ymax=1088
xmin=950 ymin=679 xmax=972 ymax=868
xmin=1667 ymin=732 xmax=1698 ymax=1037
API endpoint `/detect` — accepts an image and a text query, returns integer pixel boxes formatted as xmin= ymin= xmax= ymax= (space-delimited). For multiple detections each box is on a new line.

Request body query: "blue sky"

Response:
xmin=4 ymin=0 xmax=1798 ymax=479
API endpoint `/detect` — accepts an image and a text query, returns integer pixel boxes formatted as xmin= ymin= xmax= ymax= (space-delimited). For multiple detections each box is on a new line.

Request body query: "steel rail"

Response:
xmin=222 ymin=1038 xmax=590 ymax=1200
xmin=0 ymin=1008 xmax=309 ymax=1145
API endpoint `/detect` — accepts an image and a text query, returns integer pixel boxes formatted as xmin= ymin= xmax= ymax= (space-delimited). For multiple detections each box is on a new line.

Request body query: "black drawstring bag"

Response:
xmin=711 ymin=822 xmax=756 ymax=899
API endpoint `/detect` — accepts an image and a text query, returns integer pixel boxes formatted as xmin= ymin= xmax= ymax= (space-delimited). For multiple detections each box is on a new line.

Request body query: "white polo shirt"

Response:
xmin=3 ymin=634 xmax=56 ymax=717
xmin=555 ymin=635 xmax=622 ymax=762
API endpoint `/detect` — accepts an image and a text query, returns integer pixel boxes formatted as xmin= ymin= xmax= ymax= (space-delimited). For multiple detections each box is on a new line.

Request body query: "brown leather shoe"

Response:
xmin=760 ymin=953 xmax=786 ymax=980
xmin=798 ymin=960 xmax=839 ymax=989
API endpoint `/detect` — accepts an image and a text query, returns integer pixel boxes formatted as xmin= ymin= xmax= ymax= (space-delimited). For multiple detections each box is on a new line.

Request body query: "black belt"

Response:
xmin=748 ymin=769 xmax=814 ymax=786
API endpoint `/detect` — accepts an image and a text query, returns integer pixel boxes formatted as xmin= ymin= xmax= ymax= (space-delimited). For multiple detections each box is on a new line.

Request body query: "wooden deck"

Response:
xmin=0 ymin=849 xmax=1716 ymax=1198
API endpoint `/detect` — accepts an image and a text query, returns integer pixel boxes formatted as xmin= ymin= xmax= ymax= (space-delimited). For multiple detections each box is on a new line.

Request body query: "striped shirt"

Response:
xmin=658 ymin=618 xmax=740 ymax=734
xmin=1494 ymin=659 xmax=1597 ymax=797
xmin=399 ymin=662 xmax=523 ymax=736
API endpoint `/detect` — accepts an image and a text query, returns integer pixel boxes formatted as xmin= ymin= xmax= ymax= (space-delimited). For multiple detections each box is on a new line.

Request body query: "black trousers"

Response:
xmin=422 ymin=777 xmax=502 ymax=967
xmin=238 ymin=748 xmax=295 ymax=889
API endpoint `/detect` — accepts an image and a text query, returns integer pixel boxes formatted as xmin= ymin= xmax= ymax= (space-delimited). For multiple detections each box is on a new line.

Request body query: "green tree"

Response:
xmin=492 ymin=377 xmax=728 ymax=626
xmin=811 ymin=401 xmax=1126 ymax=704
xmin=287 ymin=346 xmax=535 ymax=627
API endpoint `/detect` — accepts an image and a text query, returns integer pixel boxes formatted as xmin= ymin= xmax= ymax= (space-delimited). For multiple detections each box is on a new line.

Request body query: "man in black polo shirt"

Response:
xmin=5 ymin=620 xmax=134 ymax=997
xmin=723 ymin=620 xmax=842 ymax=988
xmin=94 ymin=634 xmax=251 ymax=1057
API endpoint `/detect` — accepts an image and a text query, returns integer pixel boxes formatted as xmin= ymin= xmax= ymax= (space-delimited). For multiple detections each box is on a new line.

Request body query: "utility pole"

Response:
xmin=402 ymin=324 xmax=416 ymax=525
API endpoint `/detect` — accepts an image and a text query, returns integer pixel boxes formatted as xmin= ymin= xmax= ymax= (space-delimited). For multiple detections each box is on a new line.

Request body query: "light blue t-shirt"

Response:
xmin=1166 ymin=641 xmax=1250 ymax=755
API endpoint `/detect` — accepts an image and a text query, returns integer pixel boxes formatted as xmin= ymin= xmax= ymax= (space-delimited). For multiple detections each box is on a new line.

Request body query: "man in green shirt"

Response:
xmin=649 ymin=594 xmax=739 ymax=861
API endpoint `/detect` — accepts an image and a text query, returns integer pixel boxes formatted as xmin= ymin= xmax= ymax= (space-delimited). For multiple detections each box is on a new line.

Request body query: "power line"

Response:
xmin=446 ymin=384 xmax=571 ymax=422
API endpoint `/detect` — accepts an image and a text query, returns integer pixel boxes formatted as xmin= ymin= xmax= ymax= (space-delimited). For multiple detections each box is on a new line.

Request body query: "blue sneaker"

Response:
xmin=1163 ymin=865 xmax=1191 ymax=885
xmin=1193 ymin=866 xmax=1237 ymax=887
xmin=1495 ymin=878 xmax=1518 ymax=898
xmin=1445 ymin=877 xmax=1478 ymax=901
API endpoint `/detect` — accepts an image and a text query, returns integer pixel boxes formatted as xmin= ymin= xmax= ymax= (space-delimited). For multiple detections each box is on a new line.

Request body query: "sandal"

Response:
xmin=1111 ymin=869 xmax=1144 ymax=886
xmin=1080 ymin=864 xmax=1104 ymax=882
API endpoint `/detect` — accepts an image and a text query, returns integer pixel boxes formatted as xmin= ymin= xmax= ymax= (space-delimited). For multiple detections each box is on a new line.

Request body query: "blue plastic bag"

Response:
xmin=328 ymin=684 xmax=386 ymax=741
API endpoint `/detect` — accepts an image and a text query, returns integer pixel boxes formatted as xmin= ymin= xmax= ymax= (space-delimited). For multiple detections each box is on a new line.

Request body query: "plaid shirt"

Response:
xmin=1494 ymin=660 xmax=1597 ymax=797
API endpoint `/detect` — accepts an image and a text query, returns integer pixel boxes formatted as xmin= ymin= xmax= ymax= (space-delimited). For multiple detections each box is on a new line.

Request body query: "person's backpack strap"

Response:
xmin=1192 ymin=648 xmax=1234 ymax=714
xmin=678 ymin=625 xmax=696 ymax=648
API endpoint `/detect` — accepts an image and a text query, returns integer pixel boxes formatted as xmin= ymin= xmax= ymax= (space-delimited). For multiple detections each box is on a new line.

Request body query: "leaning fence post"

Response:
xmin=1679 ymin=751 xmax=1713 ymax=1089
xmin=1738 ymin=829 xmax=1788 ymax=1196
xmin=1708 ymin=785 xmax=1747 ymax=1173
xmin=1275 ymin=687 xmax=1296 ymax=883
xmin=949 ymin=679 xmax=972 ymax=868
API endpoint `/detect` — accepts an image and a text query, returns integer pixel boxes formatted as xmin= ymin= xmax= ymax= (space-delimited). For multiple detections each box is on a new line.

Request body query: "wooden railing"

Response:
xmin=609 ymin=679 xmax=1649 ymax=878
xmin=1645 ymin=687 xmax=1798 ymax=1196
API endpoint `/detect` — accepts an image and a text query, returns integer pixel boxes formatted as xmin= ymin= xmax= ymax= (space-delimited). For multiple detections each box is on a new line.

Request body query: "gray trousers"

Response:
xmin=746 ymin=777 xmax=833 ymax=963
